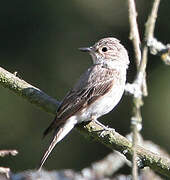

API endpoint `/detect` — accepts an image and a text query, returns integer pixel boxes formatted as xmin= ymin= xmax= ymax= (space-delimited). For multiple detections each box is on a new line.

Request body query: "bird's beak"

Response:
xmin=78 ymin=47 xmax=92 ymax=52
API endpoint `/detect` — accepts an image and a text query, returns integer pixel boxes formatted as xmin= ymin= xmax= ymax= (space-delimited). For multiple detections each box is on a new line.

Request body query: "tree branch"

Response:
xmin=127 ymin=0 xmax=162 ymax=178
xmin=128 ymin=0 xmax=143 ymax=178
xmin=1 ymin=66 xmax=170 ymax=177
xmin=0 ymin=67 xmax=59 ymax=114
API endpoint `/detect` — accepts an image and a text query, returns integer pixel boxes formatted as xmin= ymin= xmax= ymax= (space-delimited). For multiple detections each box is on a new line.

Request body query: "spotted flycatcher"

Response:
xmin=39 ymin=37 xmax=129 ymax=169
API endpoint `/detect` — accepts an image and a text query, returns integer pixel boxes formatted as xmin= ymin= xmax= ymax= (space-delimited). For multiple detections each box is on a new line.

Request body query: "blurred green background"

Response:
xmin=0 ymin=0 xmax=170 ymax=173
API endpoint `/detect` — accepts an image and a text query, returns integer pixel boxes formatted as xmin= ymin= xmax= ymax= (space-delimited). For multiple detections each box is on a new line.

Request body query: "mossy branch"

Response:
xmin=0 ymin=67 xmax=59 ymax=114
xmin=1 ymin=66 xmax=170 ymax=177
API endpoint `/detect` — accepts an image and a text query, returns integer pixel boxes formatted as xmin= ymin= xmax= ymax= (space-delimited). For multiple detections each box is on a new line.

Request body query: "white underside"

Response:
xmin=56 ymin=118 xmax=77 ymax=143
xmin=76 ymin=83 xmax=125 ymax=122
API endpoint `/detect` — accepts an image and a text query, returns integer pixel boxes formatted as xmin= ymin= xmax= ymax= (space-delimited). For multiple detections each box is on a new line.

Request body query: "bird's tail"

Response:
xmin=38 ymin=118 xmax=77 ymax=170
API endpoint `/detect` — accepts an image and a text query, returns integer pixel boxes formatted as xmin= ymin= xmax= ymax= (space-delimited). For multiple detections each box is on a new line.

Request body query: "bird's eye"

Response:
xmin=101 ymin=47 xmax=108 ymax=52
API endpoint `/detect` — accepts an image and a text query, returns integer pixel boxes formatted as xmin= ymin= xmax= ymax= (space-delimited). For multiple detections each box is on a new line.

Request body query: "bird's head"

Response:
xmin=79 ymin=37 xmax=129 ymax=69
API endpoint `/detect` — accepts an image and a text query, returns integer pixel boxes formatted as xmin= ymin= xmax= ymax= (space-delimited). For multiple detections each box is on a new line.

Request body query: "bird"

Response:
xmin=38 ymin=37 xmax=129 ymax=170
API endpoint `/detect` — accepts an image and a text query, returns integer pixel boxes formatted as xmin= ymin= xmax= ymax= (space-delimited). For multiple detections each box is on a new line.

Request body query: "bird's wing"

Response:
xmin=43 ymin=64 xmax=116 ymax=137
xmin=39 ymin=65 xmax=116 ymax=169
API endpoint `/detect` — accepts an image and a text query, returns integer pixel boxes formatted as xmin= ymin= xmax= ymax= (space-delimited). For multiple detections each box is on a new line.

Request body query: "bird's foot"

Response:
xmin=94 ymin=119 xmax=115 ymax=132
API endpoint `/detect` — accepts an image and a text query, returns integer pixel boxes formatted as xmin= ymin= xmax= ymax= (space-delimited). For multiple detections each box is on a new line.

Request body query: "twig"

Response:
xmin=0 ymin=150 xmax=18 ymax=157
xmin=0 ymin=167 xmax=10 ymax=179
xmin=145 ymin=0 xmax=170 ymax=65
xmin=82 ymin=151 xmax=128 ymax=177
xmin=138 ymin=0 xmax=161 ymax=89
xmin=147 ymin=38 xmax=170 ymax=65
xmin=128 ymin=0 xmax=142 ymax=179
xmin=128 ymin=0 xmax=141 ymax=66
xmin=127 ymin=0 xmax=162 ymax=179
xmin=145 ymin=0 xmax=160 ymax=41
xmin=0 ymin=150 xmax=18 ymax=178
xmin=1 ymin=67 xmax=170 ymax=177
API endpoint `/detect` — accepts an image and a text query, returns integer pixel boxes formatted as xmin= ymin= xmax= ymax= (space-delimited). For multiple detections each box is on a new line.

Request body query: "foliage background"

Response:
xmin=0 ymin=0 xmax=170 ymax=172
